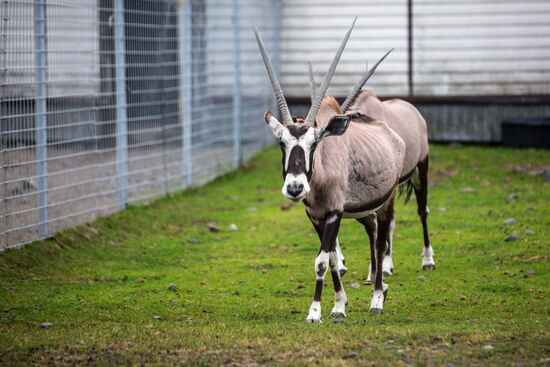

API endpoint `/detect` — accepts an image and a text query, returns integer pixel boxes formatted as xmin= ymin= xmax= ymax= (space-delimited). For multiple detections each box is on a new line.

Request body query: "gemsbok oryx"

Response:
xmin=254 ymin=19 xmax=406 ymax=322
xmin=309 ymin=51 xmax=435 ymax=280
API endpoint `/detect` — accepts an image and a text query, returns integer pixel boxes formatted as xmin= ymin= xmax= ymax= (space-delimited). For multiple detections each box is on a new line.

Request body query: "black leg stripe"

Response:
xmin=313 ymin=279 xmax=324 ymax=302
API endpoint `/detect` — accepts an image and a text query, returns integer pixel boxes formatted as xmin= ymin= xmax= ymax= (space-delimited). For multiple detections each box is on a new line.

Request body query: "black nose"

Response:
xmin=287 ymin=183 xmax=304 ymax=197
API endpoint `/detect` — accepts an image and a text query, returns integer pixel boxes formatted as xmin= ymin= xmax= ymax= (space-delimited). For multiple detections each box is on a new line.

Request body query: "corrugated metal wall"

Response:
xmin=414 ymin=0 xmax=550 ymax=96
xmin=281 ymin=0 xmax=550 ymax=97
xmin=281 ymin=0 xmax=408 ymax=97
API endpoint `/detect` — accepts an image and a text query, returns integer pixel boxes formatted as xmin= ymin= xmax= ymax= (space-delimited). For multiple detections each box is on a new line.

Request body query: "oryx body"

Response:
xmin=309 ymin=52 xmax=435 ymax=278
xmin=348 ymin=91 xmax=434 ymax=275
xmin=255 ymin=19 xmax=406 ymax=322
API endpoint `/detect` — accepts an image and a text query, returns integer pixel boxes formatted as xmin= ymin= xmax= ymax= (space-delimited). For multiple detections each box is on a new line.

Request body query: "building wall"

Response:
xmin=280 ymin=0 xmax=550 ymax=97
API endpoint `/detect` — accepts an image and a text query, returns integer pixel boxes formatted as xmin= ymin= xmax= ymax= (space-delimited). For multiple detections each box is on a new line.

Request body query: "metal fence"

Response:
xmin=0 ymin=0 xmax=279 ymax=251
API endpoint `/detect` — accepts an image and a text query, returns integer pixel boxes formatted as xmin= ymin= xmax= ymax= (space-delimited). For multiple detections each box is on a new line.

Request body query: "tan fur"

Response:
xmin=348 ymin=91 xmax=429 ymax=177
xmin=305 ymin=100 xmax=405 ymax=219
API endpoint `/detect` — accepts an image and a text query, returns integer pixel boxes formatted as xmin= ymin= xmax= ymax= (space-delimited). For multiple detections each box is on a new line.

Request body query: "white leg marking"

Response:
xmin=422 ymin=244 xmax=435 ymax=269
xmin=370 ymin=289 xmax=385 ymax=313
xmin=329 ymin=252 xmax=347 ymax=317
xmin=334 ymin=237 xmax=347 ymax=277
xmin=306 ymin=301 xmax=322 ymax=323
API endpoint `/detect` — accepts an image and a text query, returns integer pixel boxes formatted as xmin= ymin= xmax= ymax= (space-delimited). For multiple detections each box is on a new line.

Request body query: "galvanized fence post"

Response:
xmin=33 ymin=0 xmax=48 ymax=238
xmin=232 ymin=0 xmax=242 ymax=166
xmin=114 ymin=0 xmax=128 ymax=209
xmin=179 ymin=0 xmax=193 ymax=186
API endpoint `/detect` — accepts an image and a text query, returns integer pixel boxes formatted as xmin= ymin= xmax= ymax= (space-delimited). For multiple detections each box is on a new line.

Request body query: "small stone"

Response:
xmin=524 ymin=229 xmax=535 ymax=235
xmin=349 ymin=283 xmax=360 ymax=289
xmin=167 ymin=283 xmax=178 ymax=292
xmin=185 ymin=317 xmax=195 ymax=324
xmin=280 ymin=203 xmax=293 ymax=211
xmin=189 ymin=238 xmax=199 ymax=244
xmin=40 ymin=322 xmax=54 ymax=329
xmin=248 ymin=207 xmax=257 ymax=212
xmin=505 ymin=233 xmax=520 ymax=242
xmin=153 ymin=315 xmax=162 ymax=320
xmin=507 ymin=193 xmax=518 ymax=201
xmin=460 ymin=294 xmax=466 ymax=301
xmin=439 ymin=207 xmax=447 ymax=213
xmin=386 ymin=339 xmax=394 ymax=344
xmin=343 ymin=352 xmax=358 ymax=359
xmin=417 ymin=275 xmax=426 ymax=281
xmin=206 ymin=222 xmax=220 ymax=233
xmin=460 ymin=187 xmax=476 ymax=193
xmin=229 ymin=223 xmax=238 ymax=232
xmin=396 ymin=348 xmax=405 ymax=354
xmin=527 ymin=270 xmax=536 ymax=276
xmin=504 ymin=218 xmax=517 ymax=225
xmin=482 ymin=345 xmax=493 ymax=350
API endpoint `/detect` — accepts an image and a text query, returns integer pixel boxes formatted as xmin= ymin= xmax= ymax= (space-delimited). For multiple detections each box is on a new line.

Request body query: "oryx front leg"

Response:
xmin=306 ymin=251 xmax=329 ymax=323
xmin=306 ymin=212 xmax=342 ymax=324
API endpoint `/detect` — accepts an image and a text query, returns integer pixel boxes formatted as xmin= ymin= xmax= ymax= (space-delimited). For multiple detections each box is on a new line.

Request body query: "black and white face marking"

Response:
xmin=279 ymin=124 xmax=317 ymax=201
xmin=264 ymin=111 xmax=351 ymax=202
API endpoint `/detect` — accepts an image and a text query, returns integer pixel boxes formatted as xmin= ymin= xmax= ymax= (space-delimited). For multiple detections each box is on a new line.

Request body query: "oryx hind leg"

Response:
xmin=411 ymin=156 xmax=435 ymax=271
xmin=334 ymin=237 xmax=348 ymax=278
xmin=370 ymin=193 xmax=396 ymax=314
xmin=382 ymin=215 xmax=395 ymax=276
xmin=358 ymin=215 xmax=377 ymax=285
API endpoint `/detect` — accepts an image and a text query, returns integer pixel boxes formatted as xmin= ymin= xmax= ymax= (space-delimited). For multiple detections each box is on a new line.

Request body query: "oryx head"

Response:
xmin=254 ymin=19 xmax=356 ymax=201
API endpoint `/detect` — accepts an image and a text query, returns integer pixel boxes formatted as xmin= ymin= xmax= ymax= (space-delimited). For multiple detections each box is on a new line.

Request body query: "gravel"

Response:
xmin=505 ymin=233 xmax=520 ymax=241
xmin=206 ymin=222 xmax=220 ymax=233
xmin=167 ymin=283 xmax=178 ymax=292
xmin=504 ymin=218 xmax=517 ymax=225
xmin=417 ymin=275 xmax=426 ymax=281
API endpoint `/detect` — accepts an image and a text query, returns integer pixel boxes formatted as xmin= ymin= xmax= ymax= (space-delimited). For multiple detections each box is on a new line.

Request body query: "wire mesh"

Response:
xmin=0 ymin=0 xmax=276 ymax=250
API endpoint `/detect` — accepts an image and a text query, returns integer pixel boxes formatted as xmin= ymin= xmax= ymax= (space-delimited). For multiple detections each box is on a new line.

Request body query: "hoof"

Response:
xmin=339 ymin=267 xmax=347 ymax=278
xmin=306 ymin=317 xmax=322 ymax=324
xmin=369 ymin=307 xmax=383 ymax=315
xmin=382 ymin=269 xmax=393 ymax=277
xmin=422 ymin=264 xmax=435 ymax=271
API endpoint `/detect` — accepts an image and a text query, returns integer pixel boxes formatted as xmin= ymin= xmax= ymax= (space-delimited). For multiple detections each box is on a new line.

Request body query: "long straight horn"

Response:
xmin=308 ymin=62 xmax=317 ymax=104
xmin=341 ymin=48 xmax=394 ymax=112
xmin=303 ymin=17 xmax=357 ymax=127
xmin=253 ymin=25 xmax=293 ymax=125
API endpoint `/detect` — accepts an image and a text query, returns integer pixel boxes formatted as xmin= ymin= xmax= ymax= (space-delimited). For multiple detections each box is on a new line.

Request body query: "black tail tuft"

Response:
xmin=398 ymin=180 xmax=414 ymax=204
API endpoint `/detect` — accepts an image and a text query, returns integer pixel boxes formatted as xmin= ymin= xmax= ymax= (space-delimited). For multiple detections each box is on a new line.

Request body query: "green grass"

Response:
xmin=0 ymin=144 xmax=549 ymax=366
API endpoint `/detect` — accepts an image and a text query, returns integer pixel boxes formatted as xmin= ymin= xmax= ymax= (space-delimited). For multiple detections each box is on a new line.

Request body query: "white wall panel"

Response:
xmin=281 ymin=0 xmax=550 ymax=96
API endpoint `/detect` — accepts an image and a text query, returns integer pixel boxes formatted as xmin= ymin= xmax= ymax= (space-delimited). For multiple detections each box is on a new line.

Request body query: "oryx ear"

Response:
xmin=315 ymin=115 xmax=350 ymax=140
xmin=264 ymin=110 xmax=286 ymax=139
